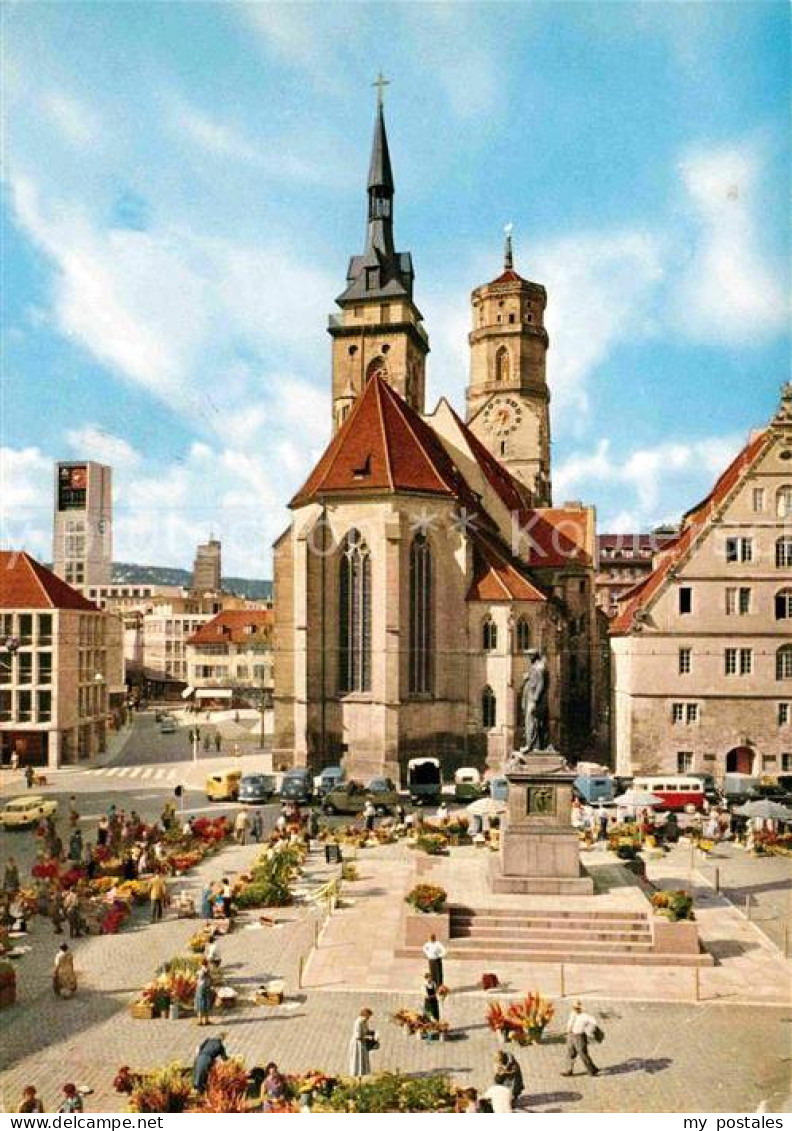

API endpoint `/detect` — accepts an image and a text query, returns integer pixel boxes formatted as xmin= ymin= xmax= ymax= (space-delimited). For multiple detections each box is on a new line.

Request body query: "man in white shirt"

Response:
xmin=481 ymin=1083 xmax=512 ymax=1113
xmin=562 ymin=1000 xmax=600 ymax=1076
xmin=422 ymin=934 xmax=447 ymax=986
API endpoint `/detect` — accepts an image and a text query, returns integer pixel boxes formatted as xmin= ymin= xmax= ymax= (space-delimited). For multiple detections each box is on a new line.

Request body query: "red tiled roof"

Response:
xmin=488 ymin=269 xmax=526 ymax=286
xmin=187 ymin=609 xmax=273 ymax=646
xmin=467 ymin=531 xmax=547 ymax=603
xmin=446 ymin=404 xmax=528 ymax=515
xmin=290 ymin=375 xmax=489 ymax=521
xmin=512 ymin=508 xmax=593 ymax=568
xmin=610 ymin=429 xmax=770 ymax=635
xmin=0 ymin=551 xmax=99 ymax=611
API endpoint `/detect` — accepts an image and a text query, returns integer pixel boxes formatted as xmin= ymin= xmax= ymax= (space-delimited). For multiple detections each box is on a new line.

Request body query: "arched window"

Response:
xmin=409 ymin=534 xmax=433 ymax=694
xmin=339 ymin=530 xmax=371 ymax=693
xmin=481 ymin=685 xmax=497 ymax=729
xmin=515 ymin=617 xmax=531 ymax=652
xmin=777 ymin=486 xmax=792 ymax=519
xmin=777 ymin=537 xmax=792 ymax=568
xmin=495 ymin=346 xmax=510 ymax=384
xmin=366 ymin=356 xmax=387 ymax=384
xmin=777 ymin=645 xmax=792 ymax=681
xmin=776 ymin=589 xmax=792 ymax=620
xmin=482 ymin=616 xmax=498 ymax=652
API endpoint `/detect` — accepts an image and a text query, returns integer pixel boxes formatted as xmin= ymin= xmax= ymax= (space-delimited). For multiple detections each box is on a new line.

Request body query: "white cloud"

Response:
xmin=65 ymin=426 xmax=141 ymax=469
xmin=0 ymin=446 xmax=52 ymax=558
xmin=673 ymin=141 xmax=789 ymax=342
xmin=175 ymin=105 xmax=258 ymax=162
xmin=554 ymin=432 xmax=744 ymax=529
xmin=41 ymin=92 xmax=99 ymax=147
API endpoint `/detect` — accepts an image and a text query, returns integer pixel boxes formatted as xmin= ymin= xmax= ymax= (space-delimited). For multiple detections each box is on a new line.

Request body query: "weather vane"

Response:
xmin=372 ymin=71 xmax=390 ymax=108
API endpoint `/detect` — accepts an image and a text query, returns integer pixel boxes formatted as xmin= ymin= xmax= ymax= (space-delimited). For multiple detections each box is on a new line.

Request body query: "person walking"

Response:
xmin=149 ymin=872 xmax=168 ymax=923
xmin=234 ymin=809 xmax=249 ymax=846
xmin=194 ymin=958 xmax=213 ymax=1026
xmin=220 ymin=877 xmax=232 ymax=918
xmin=192 ymin=1032 xmax=228 ymax=1092
xmin=363 ymin=800 xmax=376 ymax=832
xmin=422 ymin=972 xmax=440 ymax=1022
xmin=423 ymin=933 xmax=446 ymax=986
xmin=57 ymin=1084 xmax=84 ymax=1113
xmin=251 ymin=809 xmax=263 ymax=844
xmin=349 ymin=1007 xmax=377 ymax=1077
xmin=200 ymin=883 xmax=215 ymax=920
xmin=562 ymin=1000 xmax=601 ymax=1077
xmin=68 ymin=795 xmax=79 ymax=827
xmin=494 ymin=1049 xmax=524 ymax=1107
xmin=16 ymin=1086 xmax=44 ymax=1113
xmin=24 ymin=764 xmax=35 ymax=789
xmin=53 ymin=943 xmax=77 ymax=998
xmin=214 ymin=732 xmax=221 ymax=753
xmin=50 ymin=887 xmax=65 ymax=934
xmin=3 ymin=856 xmax=20 ymax=895
xmin=64 ymin=889 xmax=82 ymax=939
xmin=68 ymin=827 xmax=83 ymax=863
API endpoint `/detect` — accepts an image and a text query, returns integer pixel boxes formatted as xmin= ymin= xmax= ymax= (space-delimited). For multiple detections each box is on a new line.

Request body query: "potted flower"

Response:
xmin=651 ymin=889 xmax=701 ymax=956
xmin=405 ymin=884 xmax=447 ymax=915
xmin=403 ymin=884 xmax=450 ymax=947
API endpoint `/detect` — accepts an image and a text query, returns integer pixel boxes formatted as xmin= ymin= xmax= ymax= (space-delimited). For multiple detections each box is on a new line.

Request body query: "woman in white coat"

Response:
xmin=349 ymin=1007 xmax=376 ymax=1077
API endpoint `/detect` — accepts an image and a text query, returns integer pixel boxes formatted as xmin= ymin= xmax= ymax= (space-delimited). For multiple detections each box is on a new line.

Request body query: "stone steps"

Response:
xmin=453 ymin=905 xmax=648 ymax=923
xmin=452 ymin=925 xmax=652 ymax=943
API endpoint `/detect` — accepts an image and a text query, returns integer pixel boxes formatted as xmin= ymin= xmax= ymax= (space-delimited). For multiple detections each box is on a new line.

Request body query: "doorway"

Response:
xmin=725 ymin=746 xmax=754 ymax=774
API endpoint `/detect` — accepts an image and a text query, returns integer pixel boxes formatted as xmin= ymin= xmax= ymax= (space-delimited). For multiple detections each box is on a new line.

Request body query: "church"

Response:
xmin=273 ymin=97 xmax=602 ymax=783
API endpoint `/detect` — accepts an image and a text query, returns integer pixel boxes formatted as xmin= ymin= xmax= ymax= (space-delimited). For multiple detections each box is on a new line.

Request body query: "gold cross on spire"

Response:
xmin=372 ymin=71 xmax=390 ymax=108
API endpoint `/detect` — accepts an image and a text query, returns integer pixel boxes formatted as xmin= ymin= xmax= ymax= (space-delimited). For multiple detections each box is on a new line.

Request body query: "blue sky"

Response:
xmin=2 ymin=1 xmax=790 ymax=575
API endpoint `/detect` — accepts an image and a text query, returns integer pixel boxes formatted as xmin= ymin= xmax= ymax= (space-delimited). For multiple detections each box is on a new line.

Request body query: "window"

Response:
xmin=740 ymin=648 xmax=752 ymax=675
xmin=508 ymin=312 xmax=515 ymax=324
xmin=678 ymin=647 xmax=691 ymax=674
xmin=495 ymin=346 xmax=510 ymax=384
xmin=752 ymin=487 xmax=765 ymax=512
xmin=515 ymin=617 xmax=531 ymax=652
xmin=783 ymin=753 xmax=792 ymax=772
xmin=777 ymin=645 xmax=792 ymax=681
xmin=17 ymin=690 xmax=31 ymax=722
xmin=481 ymin=685 xmax=497 ymax=729
xmin=38 ymin=614 xmax=52 ymax=645
xmin=339 ymin=530 xmax=372 ymax=693
xmin=409 ymin=534 xmax=433 ymax=694
xmin=776 ymin=538 xmax=792 ymax=568
xmin=686 ymin=703 xmax=699 ymax=724
xmin=37 ymin=690 xmax=51 ymax=723
xmin=18 ymin=614 xmax=32 ymax=646
xmin=679 ymin=587 xmax=693 ymax=614
xmin=775 ymin=589 xmax=792 ymax=620
xmin=672 ymin=703 xmax=684 ymax=724
xmin=725 ymin=588 xmax=736 ymax=615
xmin=0 ymin=690 xmax=10 ymax=722
xmin=739 ymin=588 xmax=751 ymax=615
xmin=777 ymin=486 xmax=792 ymax=519
xmin=725 ymin=536 xmax=753 ymax=563
xmin=18 ymin=653 xmax=32 ymax=685
xmin=762 ymin=755 xmax=777 ymax=770
xmin=725 ymin=648 xmax=737 ymax=676
xmin=38 ymin=652 xmax=52 ymax=684
xmin=482 ymin=617 xmax=498 ymax=652
xmin=779 ymin=703 xmax=791 ymax=726
xmin=726 ymin=648 xmax=752 ymax=675
xmin=727 ymin=586 xmax=752 ymax=615
xmin=677 ymin=751 xmax=693 ymax=773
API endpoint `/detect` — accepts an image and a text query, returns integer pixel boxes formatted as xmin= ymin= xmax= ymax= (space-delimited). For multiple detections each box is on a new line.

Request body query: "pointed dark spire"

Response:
xmin=503 ymin=223 xmax=514 ymax=270
xmin=368 ymin=103 xmax=394 ymax=193
xmin=366 ymin=99 xmax=395 ymax=259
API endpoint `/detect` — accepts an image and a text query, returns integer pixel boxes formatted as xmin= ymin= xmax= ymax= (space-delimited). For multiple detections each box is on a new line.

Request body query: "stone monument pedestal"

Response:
xmin=490 ymin=751 xmax=594 ymax=896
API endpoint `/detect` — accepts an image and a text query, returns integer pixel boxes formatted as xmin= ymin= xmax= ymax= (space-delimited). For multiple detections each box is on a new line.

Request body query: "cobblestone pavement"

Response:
xmin=696 ymin=842 xmax=792 ymax=954
xmin=2 ymin=836 xmax=791 ymax=1114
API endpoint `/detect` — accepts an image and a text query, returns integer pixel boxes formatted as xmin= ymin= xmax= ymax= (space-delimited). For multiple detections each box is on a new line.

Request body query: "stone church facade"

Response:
xmin=273 ymin=101 xmax=601 ymax=783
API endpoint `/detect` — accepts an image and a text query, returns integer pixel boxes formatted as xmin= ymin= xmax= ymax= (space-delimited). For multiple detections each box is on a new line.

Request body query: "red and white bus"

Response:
xmin=632 ymin=776 xmax=706 ymax=812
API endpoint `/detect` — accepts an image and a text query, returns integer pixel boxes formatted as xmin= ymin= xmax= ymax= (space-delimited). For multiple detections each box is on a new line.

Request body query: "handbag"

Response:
xmin=365 ymin=1036 xmax=380 ymax=1051
xmin=592 ymin=1024 xmax=605 ymax=1044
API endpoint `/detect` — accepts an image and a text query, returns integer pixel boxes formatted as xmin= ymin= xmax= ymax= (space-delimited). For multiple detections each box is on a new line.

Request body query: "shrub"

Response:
xmin=651 ymin=889 xmax=694 ymax=921
xmin=312 ymin=1072 xmax=455 ymax=1113
xmin=415 ymin=834 xmax=448 ymax=856
xmin=405 ymin=884 xmax=447 ymax=914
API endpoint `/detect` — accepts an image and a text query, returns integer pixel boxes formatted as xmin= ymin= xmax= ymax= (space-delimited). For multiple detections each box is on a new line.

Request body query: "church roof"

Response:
xmin=445 ymin=403 xmax=528 ymax=514
xmin=514 ymin=507 xmax=594 ymax=568
xmin=467 ymin=531 xmax=547 ymax=603
xmin=368 ymin=103 xmax=394 ymax=192
xmin=610 ymin=428 xmax=771 ymax=635
xmin=290 ymin=374 xmax=488 ymax=515
xmin=0 ymin=551 xmax=99 ymax=611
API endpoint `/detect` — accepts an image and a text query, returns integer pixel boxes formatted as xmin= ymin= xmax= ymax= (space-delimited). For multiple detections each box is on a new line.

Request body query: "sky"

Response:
xmin=2 ymin=0 xmax=790 ymax=577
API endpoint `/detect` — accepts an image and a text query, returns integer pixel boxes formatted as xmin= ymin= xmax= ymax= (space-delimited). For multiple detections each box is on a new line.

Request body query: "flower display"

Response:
xmin=486 ymin=993 xmax=555 ymax=1043
xmin=651 ymin=889 xmax=695 ymax=921
xmin=404 ymin=884 xmax=447 ymax=914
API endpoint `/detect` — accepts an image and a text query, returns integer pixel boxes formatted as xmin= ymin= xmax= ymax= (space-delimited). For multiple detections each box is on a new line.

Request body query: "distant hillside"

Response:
xmin=111 ymin=562 xmax=273 ymax=601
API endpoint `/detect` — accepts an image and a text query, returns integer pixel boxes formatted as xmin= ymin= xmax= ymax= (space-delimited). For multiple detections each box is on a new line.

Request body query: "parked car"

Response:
xmin=205 ymin=770 xmax=242 ymax=802
xmin=407 ymin=757 xmax=442 ymax=806
xmin=722 ymin=773 xmax=760 ymax=805
xmin=238 ymin=773 xmax=277 ymax=804
xmin=159 ymin=717 xmax=177 ymax=734
xmin=574 ymin=774 xmax=614 ymax=805
xmin=280 ymin=768 xmax=313 ymax=804
xmin=1 ymin=795 xmax=58 ymax=829
xmin=454 ymin=767 xmax=483 ymax=802
xmin=314 ymin=765 xmax=345 ymax=798
xmin=754 ymin=782 xmax=792 ymax=806
xmin=322 ymin=779 xmax=400 ymax=816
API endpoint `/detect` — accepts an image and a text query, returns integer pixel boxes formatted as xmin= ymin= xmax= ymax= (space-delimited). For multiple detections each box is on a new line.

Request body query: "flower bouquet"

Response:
xmin=486 ymin=993 xmax=554 ymax=1044
xmin=404 ymin=884 xmax=447 ymax=914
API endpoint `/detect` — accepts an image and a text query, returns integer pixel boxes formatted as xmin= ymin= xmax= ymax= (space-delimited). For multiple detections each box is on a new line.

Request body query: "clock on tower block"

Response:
xmin=466 ymin=231 xmax=552 ymax=506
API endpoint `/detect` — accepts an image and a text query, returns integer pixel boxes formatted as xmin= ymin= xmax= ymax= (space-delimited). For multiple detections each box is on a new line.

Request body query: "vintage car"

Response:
xmin=0 ymin=795 xmax=58 ymax=829
xmin=205 ymin=770 xmax=242 ymax=802
xmin=322 ymin=778 xmax=400 ymax=816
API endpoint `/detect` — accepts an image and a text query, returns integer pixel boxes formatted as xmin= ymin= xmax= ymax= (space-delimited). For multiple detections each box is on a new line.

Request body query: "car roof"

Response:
xmin=7 ymin=795 xmax=45 ymax=807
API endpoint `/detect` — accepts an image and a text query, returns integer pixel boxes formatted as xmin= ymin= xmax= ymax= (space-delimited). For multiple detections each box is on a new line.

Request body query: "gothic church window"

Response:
xmin=482 ymin=616 xmax=498 ymax=652
xmin=409 ymin=534 xmax=433 ymax=694
xmin=495 ymin=346 xmax=510 ymax=384
xmin=515 ymin=617 xmax=530 ymax=652
xmin=481 ymin=685 xmax=497 ymax=729
xmin=339 ymin=530 xmax=371 ymax=693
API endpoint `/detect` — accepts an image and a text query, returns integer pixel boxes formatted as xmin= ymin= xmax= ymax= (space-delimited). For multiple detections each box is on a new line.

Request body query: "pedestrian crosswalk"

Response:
xmin=85 ymin=765 xmax=178 ymax=782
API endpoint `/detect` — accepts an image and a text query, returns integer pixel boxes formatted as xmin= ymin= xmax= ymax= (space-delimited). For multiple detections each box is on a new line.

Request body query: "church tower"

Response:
xmin=329 ymin=87 xmax=429 ymax=431
xmin=466 ymin=232 xmax=552 ymax=505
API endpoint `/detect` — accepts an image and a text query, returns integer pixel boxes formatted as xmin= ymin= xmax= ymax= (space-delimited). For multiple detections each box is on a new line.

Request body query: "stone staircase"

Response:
xmin=446 ymin=905 xmax=694 ymax=965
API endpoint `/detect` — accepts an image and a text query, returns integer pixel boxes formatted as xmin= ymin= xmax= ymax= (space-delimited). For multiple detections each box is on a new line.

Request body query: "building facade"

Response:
xmin=192 ymin=538 xmax=222 ymax=593
xmin=52 ymin=460 xmax=113 ymax=589
xmin=273 ymin=101 xmax=600 ymax=783
xmin=0 ymin=552 xmax=123 ymax=768
xmin=611 ymin=383 xmax=792 ymax=781
xmin=596 ymin=531 xmax=677 ymax=617
xmin=186 ymin=609 xmax=274 ymax=708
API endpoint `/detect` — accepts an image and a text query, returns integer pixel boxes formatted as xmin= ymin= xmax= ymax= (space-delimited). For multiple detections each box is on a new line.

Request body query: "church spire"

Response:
xmin=366 ymin=80 xmax=395 ymax=260
xmin=503 ymin=223 xmax=514 ymax=271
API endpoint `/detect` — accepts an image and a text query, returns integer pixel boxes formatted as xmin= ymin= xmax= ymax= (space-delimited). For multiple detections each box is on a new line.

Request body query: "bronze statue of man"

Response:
xmin=520 ymin=649 xmax=549 ymax=752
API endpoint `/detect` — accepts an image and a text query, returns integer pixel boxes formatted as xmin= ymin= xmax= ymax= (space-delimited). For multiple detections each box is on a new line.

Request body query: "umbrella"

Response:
xmin=466 ymin=796 xmax=507 ymax=817
xmin=614 ymin=788 xmax=663 ymax=808
xmin=734 ymin=799 xmax=792 ymax=822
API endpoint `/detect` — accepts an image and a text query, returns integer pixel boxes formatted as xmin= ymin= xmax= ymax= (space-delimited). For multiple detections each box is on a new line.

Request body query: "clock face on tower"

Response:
xmin=482 ymin=395 xmax=524 ymax=436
